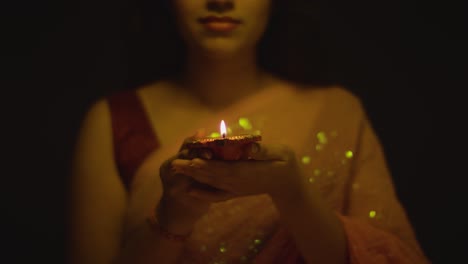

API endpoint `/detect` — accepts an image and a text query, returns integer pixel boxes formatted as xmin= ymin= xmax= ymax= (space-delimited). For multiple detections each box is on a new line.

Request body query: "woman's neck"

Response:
xmin=178 ymin=50 xmax=269 ymax=109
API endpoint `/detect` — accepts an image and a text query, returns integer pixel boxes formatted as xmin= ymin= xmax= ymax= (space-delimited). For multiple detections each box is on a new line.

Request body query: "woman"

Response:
xmin=67 ymin=0 xmax=430 ymax=263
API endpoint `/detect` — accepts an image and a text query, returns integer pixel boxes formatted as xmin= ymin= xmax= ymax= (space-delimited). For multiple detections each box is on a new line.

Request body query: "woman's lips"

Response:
xmin=198 ymin=16 xmax=241 ymax=33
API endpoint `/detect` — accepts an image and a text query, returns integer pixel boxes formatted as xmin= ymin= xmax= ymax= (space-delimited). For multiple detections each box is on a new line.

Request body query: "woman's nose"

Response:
xmin=206 ymin=0 xmax=234 ymax=13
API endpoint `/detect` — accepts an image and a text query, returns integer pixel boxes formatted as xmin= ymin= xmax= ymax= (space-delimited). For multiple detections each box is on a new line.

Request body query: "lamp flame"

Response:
xmin=220 ymin=120 xmax=227 ymax=138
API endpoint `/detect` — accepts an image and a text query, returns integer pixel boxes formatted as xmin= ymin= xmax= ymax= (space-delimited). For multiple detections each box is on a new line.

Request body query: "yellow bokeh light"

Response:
xmin=314 ymin=169 xmax=321 ymax=176
xmin=301 ymin=156 xmax=311 ymax=164
xmin=238 ymin=117 xmax=253 ymax=130
xmin=317 ymin=131 xmax=328 ymax=144
xmin=209 ymin=132 xmax=221 ymax=138
xmin=219 ymin=246 xmax=227 ymax=253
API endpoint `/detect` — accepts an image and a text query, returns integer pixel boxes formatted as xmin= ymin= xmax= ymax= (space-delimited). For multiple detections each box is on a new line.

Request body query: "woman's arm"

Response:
xmin=67 ymin=99 xmax=189 ymax=264
xmin=339 ymin=114 xmax=430 ymax=263
xmin=271 ymin=92 xmax=430 ymax=264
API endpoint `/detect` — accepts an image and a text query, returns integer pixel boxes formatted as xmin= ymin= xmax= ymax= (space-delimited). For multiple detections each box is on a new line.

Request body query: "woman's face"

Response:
xmin=172 ymin=0 xmax=272 ymax=57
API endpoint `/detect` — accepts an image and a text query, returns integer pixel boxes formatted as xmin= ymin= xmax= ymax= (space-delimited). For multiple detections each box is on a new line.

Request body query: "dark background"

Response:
xmin=3 ymin=0 xmax=466 ymax=263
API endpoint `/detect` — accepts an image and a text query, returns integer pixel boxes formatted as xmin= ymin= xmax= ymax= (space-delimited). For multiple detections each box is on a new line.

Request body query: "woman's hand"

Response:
xmin=157 ymin=133 xmax=236 ymax=235
xmin=171 ymin=143 xmax=305 ymax=204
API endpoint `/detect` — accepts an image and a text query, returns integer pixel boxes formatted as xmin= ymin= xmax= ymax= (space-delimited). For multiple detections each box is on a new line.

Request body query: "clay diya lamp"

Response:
xmin=186 ymin=120 xmax=261 ymax=160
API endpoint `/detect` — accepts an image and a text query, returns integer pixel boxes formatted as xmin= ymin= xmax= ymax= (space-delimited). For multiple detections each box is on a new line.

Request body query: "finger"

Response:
xmin=160 ymin=155 xmax=193 ymax=187
xmin=165 ymin=174 xmax=193 ymax=196
xmin=173 ymin=158 xmax=235 ymax=178
xmin=190 ymin=180 xmax=221 ymax=192
xmin=159 ymin=156 xmax=177 ymax=179
xmin=172 ymin=159 xmax=221 ymax=188
xmin=171 ymin=158 xmax=202 ymax=169
xmin=187 ymin=158 xmax=287 ymax=184
xmin=161 ymin=143 xmax=194 ymax=178
xmin=179 ymin=129 xmax=206 ymax=152
xmin=161 ymin=153 xmax=189 ymax=175
xmin=173 ymin=158 xmax=241 ymax=183
xmin=198 ymin=148 xmax=213 ymax=160
xmin=187 ymin=186 xmax=234 ymax=202
xmin=176 ymin=149 xmax=190 ymax=159
xmin=187 ymin=148 xmax=213 ymax=160
xmin=245 ymin=143 xmax=289 ymax=161
xmin=179 ymin=138 xmax=213 ymax=160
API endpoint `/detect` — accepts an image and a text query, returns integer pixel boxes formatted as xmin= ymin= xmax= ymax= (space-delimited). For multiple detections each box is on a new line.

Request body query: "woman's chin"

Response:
xmin=196 ymin=41 xmax=250 ymax=59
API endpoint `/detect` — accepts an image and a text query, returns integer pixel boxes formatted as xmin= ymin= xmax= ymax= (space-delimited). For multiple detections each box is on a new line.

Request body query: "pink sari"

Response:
xmin=108 ymin=85 xmax=430 ymax=263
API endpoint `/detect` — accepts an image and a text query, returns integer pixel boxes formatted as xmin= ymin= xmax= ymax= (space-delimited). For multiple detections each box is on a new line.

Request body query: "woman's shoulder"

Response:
xmin=102 ymin=80 xmax=183 ymax=118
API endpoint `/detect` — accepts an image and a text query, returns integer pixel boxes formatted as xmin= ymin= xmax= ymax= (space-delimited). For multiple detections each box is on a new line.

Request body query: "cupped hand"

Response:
xmin=157 ymin=132 xmax=236 ymax=234
xmin=171 ymin=143 xmax=305 ymax=203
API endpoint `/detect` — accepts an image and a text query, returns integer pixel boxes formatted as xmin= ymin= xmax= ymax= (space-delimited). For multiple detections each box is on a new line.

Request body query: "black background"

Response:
xmin=2 ymin=0 xmax=466 ymax=263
